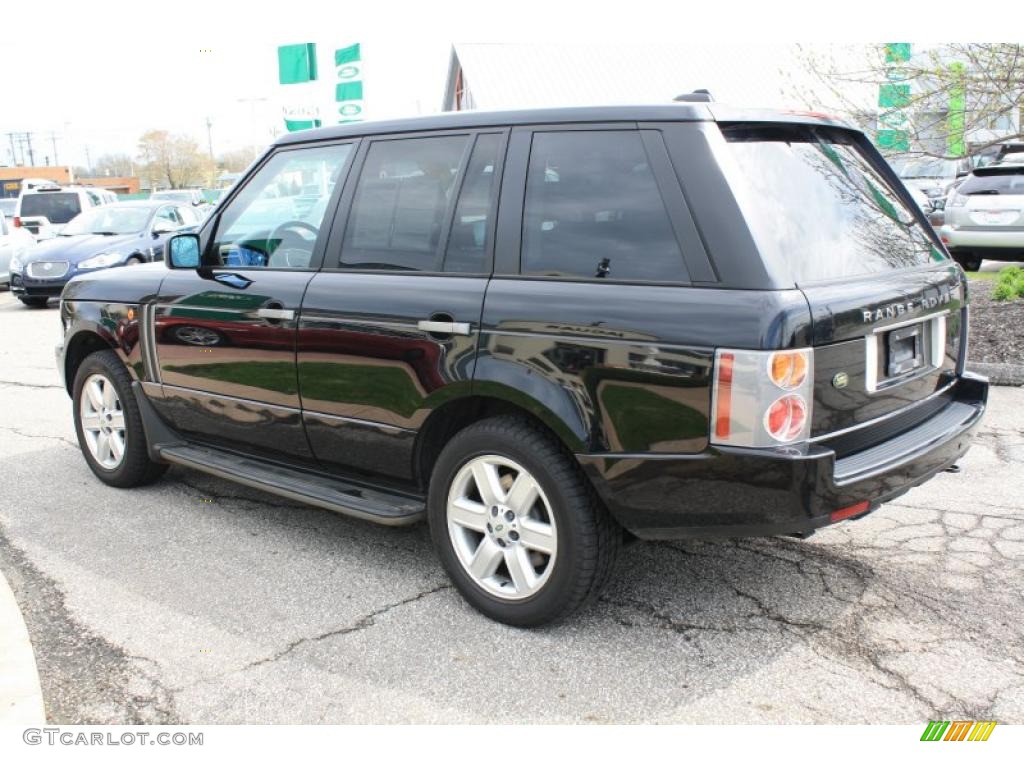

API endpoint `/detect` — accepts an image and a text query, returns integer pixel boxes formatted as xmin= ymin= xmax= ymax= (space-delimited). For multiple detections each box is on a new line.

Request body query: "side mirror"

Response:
xmin=167 ymin=233 xmax=201 ymax=269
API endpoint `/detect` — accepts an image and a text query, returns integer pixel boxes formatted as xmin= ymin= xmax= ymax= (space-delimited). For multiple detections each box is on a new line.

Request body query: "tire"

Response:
xmin=428 ymin=417 xmax=621 ymax=627
xmin=19 ymin=297 xmax=49 ymax=308
xmin=72 ymin=349 xmax=168 ymax=488
xmin=954 ymin=253 xmax=982 ymax=272
xmin=125 ymin=256 xmax=144 ymax=266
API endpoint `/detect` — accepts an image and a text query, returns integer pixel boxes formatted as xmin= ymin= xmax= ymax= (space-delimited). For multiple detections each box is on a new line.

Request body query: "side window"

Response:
xmin=155 ymin=206 xmax=180 ymax=229
xmin=340 ymin=135 xmax=468 ymax=271
xmin=522 ymin=130 xmax=687 ymax=282
xmin=443 ymin=133 xmax=502 ymax=273
xmin=211 ymin=143 xmax=353 ymax=269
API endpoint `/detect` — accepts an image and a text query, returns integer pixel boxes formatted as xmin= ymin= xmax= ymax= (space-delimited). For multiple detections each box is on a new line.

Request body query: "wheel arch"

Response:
xmin=63 ymin=327 xmax=125 ymax=395
xmin=413 ymin=390 xmax=588 ymax=490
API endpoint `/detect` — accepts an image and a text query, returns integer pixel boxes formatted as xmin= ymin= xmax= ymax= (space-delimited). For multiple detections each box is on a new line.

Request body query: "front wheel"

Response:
xmin=72 ymin=349 xmax=168 ymax=488
xmin=428 ymin=417 xmax=621 ymax=627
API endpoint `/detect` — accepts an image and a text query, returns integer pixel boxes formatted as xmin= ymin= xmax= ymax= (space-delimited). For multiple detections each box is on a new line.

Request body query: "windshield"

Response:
xmin=895 ymin=158 xmax=957 ymax=179
xmin=151 ymin=191 xmax=193 ymax=203
xmin=959 ymin=170 xmax=1024 ymax=196
xmin=19 ymin=192 xmax=82 ymax=224
xmin=722 ymin=125 xmax=945 ymax=284
xmin=61 ymin=206 xmax=151 ymax=236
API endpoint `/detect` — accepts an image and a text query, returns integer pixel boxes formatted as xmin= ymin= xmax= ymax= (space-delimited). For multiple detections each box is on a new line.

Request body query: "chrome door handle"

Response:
xmin=417 ymin=320 xmax=471 ymax=336
xmin=256 ymin=307 xmax=295 ymax=321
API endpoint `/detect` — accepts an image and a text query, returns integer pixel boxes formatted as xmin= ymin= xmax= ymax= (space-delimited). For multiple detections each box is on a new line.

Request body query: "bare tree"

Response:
xmin=216 ymin=146 xmax=264 ymax=174
xmin=793 ymin=43 xmax=1024 ymax=158
xmin=137 ymin=130 xmax=214 ymax=189
xmin=92 ymin=153 xmax=135 ymax=178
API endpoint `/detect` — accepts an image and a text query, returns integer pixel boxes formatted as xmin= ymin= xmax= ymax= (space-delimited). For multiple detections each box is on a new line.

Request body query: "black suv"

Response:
xmin=57 ymin=103 xmax=988 ymax=626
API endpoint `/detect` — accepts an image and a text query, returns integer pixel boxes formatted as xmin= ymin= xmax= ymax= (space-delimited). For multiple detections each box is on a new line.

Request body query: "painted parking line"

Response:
xmin=0 ymin=568 xmax=45 ymax=725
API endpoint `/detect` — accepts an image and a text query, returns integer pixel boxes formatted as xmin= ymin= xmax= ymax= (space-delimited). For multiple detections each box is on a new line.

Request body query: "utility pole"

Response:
xmin=49 ymin=132 xmax=60 ymax=166
xmin=205 ymin=117 xmax=214 ymax=161
xmin=6 ymin=134 xmax=16 ymax=166
xmin=25 ymin=132 xmax=35 ymax=166
xmin=84 ymin=145 xmax=92 ymax=176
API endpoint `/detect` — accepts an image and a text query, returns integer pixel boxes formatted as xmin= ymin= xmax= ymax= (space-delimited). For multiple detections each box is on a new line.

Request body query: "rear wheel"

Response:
xmin=72 ymin=349 xmax=168 ymax=488
xmin=19 ymin=297 xmax=49 ymax=308
xmin=428 ymin=417 xmax=620 ymax=627
xmin=954 ymin=253 xmax=982 ymax=272
xmin=125 ymin=256 xmax=144 ymax=266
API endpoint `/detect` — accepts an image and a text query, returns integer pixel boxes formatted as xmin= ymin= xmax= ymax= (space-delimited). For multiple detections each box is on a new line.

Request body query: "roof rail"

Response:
xmin=673 ymin=89 xmax=713 ymax=103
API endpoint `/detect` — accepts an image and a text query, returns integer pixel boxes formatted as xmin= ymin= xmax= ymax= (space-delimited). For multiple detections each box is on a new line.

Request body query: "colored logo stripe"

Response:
xmin=921 ymin=720 xmax=996 ymax=742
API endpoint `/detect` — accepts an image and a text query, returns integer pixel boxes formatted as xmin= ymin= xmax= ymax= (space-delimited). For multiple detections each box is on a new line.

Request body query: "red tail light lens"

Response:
xmin=12 ymin=216 xmax=21 ymax=228
xmin=763 ymin=394 xmax=808 ymax=442
xmin=714 ymin=352 xmax=734 ymax=439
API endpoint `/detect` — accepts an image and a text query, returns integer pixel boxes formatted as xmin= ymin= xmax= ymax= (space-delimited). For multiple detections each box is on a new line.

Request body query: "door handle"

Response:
xmin=256 ymin=307 xmax=295 ymax=321
xmin=418 ymin=319 xmax=471 ymax=336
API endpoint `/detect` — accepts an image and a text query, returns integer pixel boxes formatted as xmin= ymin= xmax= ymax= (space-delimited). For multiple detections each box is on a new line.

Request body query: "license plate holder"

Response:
xmin=886 ymin=323 xmax=924 ymax=378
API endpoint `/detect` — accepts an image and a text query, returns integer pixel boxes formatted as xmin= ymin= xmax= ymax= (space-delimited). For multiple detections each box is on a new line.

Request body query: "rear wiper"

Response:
xmin=969 ymin=190 xmax=1000 ymax=195
xmin=93 ymin=231 xmax=119 ymax=235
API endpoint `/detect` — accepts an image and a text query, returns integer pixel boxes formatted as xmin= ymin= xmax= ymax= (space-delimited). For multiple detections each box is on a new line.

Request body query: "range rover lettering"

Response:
xmin=56 ymin=101 xmax=988 ymax=626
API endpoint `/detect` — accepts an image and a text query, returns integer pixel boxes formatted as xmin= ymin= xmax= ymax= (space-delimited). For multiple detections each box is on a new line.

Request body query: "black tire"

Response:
xmin=428 ymin=416 xmax=621 ymax=627
xmin=72 ymin=349 xmax=168 ymax=488
xmin=125 ymin=256 xmax=144 ymax=266
xmin=19 ymin=297 xmax=49 ymax=308
xmin=954 ymin=253 xmax=982 ymax=272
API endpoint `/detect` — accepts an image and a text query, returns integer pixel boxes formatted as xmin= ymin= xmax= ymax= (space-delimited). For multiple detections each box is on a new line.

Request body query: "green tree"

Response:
xmin=137 ymin=130 xmax=214 ymax=189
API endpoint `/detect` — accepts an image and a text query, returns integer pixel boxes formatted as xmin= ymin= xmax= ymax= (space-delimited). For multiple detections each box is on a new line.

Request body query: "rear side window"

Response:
xmin=958 ymin=169 xmax=1024 ymax=195
xmin=341 ymin=135 xmax=468 ymax=271
xmin=521 ymin=130 xmax=686 ymax=282
xmin=722 ymin=125 xmax=945 ymax=283
xmin=19 ymin=192 xmax=82 ymax=224
xmin=444 ymin=133 xmax=502 ymax=273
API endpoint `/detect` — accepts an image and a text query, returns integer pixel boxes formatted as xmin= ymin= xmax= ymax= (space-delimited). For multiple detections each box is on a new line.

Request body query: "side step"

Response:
xmin=158 ymin=444 xmax=425 ymax=526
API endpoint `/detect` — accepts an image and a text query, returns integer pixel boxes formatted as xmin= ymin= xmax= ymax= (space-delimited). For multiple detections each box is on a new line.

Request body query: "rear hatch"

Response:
xmin=19 ymin=191 xmax=82 ymax=236
xmin=721 ymin=123 xmax=964 ymax=453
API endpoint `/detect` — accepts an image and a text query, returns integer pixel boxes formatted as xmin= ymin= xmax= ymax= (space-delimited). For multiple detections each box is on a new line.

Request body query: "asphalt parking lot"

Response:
xmin=0 ymin=289 xmax=1022 ymax=724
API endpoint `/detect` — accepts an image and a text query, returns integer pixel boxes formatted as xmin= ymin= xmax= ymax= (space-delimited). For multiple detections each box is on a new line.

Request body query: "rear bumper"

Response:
xmin=578 ymin=372 xmax=988 ymax=540
xmin=940 ymin=225 xmax=1024 ymax=254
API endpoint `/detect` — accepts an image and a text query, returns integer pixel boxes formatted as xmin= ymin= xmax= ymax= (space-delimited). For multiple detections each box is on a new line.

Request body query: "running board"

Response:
xmin=157 ymin=443 xmax=425 ymax=526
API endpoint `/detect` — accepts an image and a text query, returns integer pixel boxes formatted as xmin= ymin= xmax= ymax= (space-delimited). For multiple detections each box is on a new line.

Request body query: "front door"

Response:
xmin=150 ymin=142 xmax=356 ymax=460
xmin=297 ymin=131 xmax=506 ymax=481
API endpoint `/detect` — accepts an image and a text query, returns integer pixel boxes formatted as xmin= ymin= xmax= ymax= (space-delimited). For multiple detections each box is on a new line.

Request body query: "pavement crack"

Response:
xmin=0 ymin=379 xmax=63 ymax=390
xmin=244 ymin=583 xmax=452 ymax=670
xmin=0 ymin=424 xmax=77 ymax=448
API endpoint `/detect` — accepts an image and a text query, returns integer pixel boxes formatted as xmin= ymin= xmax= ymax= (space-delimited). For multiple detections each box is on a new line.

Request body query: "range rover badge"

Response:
xmin=832 ymin=372 xmax=849 ymax=389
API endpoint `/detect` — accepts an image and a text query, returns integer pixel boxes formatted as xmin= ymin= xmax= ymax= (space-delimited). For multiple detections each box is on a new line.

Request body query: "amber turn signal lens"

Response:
xmin=768 ymin=351 xmax=808 ymax=389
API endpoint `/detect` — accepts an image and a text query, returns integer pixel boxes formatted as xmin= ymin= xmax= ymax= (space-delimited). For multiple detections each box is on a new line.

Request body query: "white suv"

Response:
xmin=14 ymin=185 xmax=110 ymax=240
xmin=940 ymin=165 xmax=1024 ymax=272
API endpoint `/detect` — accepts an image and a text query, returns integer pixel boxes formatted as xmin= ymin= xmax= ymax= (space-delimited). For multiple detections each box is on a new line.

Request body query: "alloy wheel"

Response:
xmin=79 ymin=373 xmax=127 ymax=469
xmin=446 ymin=455 xmax=558 ymax=600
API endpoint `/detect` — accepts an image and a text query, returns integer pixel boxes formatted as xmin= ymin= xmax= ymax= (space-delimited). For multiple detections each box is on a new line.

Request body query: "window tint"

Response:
xmin=19 ymin=192 xmax=82 ymax=224
xmin=722 ymin=126 xmax=945 ymax=283
xmin=340 ymin=135 xmax=468 ymax=271
xmin=959 ymin=169 xmax=1024 ymax=195
xmin=211 ymin=144 xmax=352 ymax=269
xmin=444 ymin=133 xmax=501 ymax=273
xmin=522 ymin=131 xmax=686 ymax=282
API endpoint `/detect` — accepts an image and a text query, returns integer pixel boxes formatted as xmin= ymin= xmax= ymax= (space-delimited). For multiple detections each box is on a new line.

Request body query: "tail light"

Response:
xmin=12 ymin=216 xmax=21 ymax=228
xmin=711 ymin=348 xmax=813 ymax=448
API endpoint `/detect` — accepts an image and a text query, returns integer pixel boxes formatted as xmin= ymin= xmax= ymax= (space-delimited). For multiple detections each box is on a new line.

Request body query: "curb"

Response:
xmin=0 ymin=568 xmax=45 ymax=725
xmin=967 ymin=361 xmax=1024 ymax=387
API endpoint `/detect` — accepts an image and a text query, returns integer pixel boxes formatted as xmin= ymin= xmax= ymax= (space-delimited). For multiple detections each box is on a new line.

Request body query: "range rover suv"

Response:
xmin=56 ymin=103 xmax=988 ymax=626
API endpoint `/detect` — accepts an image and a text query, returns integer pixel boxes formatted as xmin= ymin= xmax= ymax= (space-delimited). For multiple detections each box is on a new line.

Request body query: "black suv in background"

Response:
xmin=57 ymin=103 xmax=988 ymax=626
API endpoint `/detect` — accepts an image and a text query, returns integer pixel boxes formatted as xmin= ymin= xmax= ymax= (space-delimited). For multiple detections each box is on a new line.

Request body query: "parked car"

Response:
xmin=11 ymin=201 xmax=192 ymax=307
xmin=14 ymin=185 xmax=111 ymax=240
xmin=940 ymin=163 xmax=1024 ymax=271
xmin=893 ymin=156 xmax=972 ymax=206
xmin=0 ymin=211 xmax=35 ymax=288
xmin=0 ymin=198 xmax=17 ymax=220
xmin=56 ymin=103 xmax=988 ymax=626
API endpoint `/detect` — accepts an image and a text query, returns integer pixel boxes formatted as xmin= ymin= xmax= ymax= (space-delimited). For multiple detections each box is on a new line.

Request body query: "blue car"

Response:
xmin=10 ymin=200 xmax=199 ymax=308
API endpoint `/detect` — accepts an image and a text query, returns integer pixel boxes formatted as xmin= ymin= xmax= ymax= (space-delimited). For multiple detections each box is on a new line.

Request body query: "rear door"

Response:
xmin=716 ymin=124 xmax=964 ymax=444
xmin=297 ymin=130 xmax=506 ymax=481
xmin=150 ymin=141 xmax=356 ymax=460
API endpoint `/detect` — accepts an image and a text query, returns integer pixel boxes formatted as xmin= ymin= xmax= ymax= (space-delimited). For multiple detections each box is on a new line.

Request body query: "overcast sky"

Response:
xmin=0 ymin=1 xmax=991 ymax=170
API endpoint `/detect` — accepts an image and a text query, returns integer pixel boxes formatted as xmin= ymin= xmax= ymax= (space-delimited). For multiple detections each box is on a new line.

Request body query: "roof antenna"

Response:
xmin=673 ymin=89 xmax=713 ymax=103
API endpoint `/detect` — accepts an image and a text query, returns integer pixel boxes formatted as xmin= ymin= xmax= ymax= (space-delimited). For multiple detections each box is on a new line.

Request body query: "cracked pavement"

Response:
xmin=0 ymin=291 xmax=1021 ymax=723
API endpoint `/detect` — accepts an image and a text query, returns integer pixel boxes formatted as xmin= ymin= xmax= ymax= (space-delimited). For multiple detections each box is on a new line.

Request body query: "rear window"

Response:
xmin=959 ymin=169 xmax=1024 ymax=195
xmin=721 ymin=126 xmax=945 ymax=284
xmin=19 ymin=192 xmax=82 ymax=224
